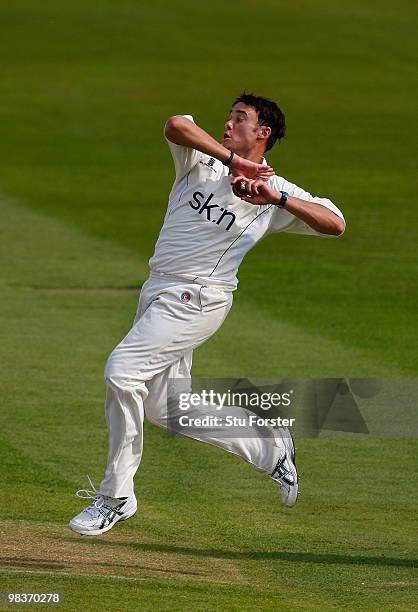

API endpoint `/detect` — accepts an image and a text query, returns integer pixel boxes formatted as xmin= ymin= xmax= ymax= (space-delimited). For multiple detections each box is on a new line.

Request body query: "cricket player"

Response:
xmin=69 ymin=93 xmax=345 ymax=535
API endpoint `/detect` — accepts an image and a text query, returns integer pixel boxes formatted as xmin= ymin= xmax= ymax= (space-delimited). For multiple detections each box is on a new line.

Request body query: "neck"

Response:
xmin=249 ymin=153 xmax=264 ymax=163
xmin=236 ymin=146 xmax=265 ymax=164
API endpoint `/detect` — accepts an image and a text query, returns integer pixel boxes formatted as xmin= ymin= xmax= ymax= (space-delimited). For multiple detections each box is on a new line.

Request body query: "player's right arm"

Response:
xmin=231 ymin=175 xmax=345 ymax=237
xmin=164 ymin=115 xmax=273 ymax=179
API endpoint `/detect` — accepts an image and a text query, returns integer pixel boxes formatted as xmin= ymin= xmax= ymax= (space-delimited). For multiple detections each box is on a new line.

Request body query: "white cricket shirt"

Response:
xmin=149 ymin=115 xmax=345 ymax=291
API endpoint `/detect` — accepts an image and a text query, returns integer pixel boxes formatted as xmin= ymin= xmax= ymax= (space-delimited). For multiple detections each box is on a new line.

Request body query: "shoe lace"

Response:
xmin=75 ymin=475 xmax=105 ymax=509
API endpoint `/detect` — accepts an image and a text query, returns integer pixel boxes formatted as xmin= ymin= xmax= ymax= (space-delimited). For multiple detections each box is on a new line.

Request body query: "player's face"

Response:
xmin=222 ymin=103 xmax=266 ymax=156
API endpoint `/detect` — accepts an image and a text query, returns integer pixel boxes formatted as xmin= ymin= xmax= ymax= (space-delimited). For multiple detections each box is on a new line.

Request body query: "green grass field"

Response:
xmin=0 ymin=1 xmax=417 ymax=610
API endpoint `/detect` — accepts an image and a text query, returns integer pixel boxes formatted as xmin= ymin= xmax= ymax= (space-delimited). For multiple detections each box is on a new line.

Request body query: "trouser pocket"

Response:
xmin=199 ymin=286 xmax=232 ymax=313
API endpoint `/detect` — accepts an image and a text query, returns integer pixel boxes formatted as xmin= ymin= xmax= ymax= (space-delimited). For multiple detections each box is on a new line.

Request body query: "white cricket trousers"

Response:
xmin=100 ymin=272 xmax=282 ymax=498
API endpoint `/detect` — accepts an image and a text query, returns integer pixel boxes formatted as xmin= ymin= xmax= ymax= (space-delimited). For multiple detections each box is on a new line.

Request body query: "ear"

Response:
xmin=258 ymin=126 xmax=271 ymax=142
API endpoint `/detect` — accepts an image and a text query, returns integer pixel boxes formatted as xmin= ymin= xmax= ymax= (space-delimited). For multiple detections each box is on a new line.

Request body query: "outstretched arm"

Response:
xmin=164 ymin=115 xmax=274 ymax=180
xmin=231 ymin=176 xmax=345 ymax=236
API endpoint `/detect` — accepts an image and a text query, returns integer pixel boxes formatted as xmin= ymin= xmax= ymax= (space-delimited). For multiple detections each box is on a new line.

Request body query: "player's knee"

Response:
xmin=104 ymin=350 xmax=145 ymax=393
xmin=104 ymin=351 xmax=122 ymax=384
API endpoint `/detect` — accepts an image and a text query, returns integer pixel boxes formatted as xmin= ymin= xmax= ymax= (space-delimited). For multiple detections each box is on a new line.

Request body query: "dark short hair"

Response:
xmin=232 ymin=92 xmax=286 ymax=151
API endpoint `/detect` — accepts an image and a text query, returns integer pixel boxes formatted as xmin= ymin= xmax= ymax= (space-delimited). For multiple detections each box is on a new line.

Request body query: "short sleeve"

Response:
xmin=268 ymin=175 xmax=346 ymax=238
xmin=165 ymin=115 xmax=203 ymax=181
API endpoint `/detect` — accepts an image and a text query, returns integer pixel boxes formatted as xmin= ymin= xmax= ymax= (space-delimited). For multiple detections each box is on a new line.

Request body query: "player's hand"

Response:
xmin=229 ymin=155 xmax=274 ymax=180
xmin=231 ymin=176 xmax=277 ymax=205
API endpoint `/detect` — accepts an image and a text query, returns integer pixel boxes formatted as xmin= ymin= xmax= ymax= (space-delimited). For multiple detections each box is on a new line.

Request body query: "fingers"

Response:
xmin=231 ymin=176 xmax=267 ymax=188
xmin=258 ymin=172 xmax=274 ymax=181
xmin=231 ymin=176 xmax=250 ymax=197
xmin=247 ymin=179 xmax=262 ymax=196
xmin=230 ymin=177 xmax=256 ymax=193
xmin=256 ymin=165 xmax=274 ymax=182
xmin=230 ymin=175 xmax=273 ymax=205
xmin=257 ymin=165 xmax=274 ymax=175
xmin=248 ymin=168 xmax=274 ymax=179
xmin=254 ymin=165 xmax=274 ymax=183
xmin=231 ymin=156 xmax=275 ymax=178
xmin=230 ymin=177 xmax=265 ymax=198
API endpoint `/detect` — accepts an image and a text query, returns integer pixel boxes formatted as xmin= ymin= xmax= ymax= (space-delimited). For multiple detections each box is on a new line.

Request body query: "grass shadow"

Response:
xmin=59 ymin=536 xmax=417 ymax=568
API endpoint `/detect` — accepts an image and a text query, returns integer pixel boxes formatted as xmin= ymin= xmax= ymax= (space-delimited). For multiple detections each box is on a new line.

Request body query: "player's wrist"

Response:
xmin=273 ymin=191 xmax=288 ymax=209
xmin=222 ymin=150 xmax=235 ymax=166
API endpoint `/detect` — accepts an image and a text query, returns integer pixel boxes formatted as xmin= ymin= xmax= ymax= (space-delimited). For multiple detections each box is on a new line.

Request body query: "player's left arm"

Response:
xmin=231 ymin=176 xmax=345 ymax=236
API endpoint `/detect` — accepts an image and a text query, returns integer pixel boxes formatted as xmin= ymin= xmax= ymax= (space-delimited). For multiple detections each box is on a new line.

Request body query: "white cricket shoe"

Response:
xmin=270 ymin=427 xmax=299 ymax=508
xmin=69 ymin=476 xmax=137 ymax=536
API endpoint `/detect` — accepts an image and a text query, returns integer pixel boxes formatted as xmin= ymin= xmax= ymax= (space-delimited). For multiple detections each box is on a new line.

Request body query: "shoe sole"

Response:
xmin=68 ymin=505 xmax=137 ymax=536
xmin=282 ymin=434 xmax=298 ymax=507
xmin=273 ymin=427 xmax=299 ymax=508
